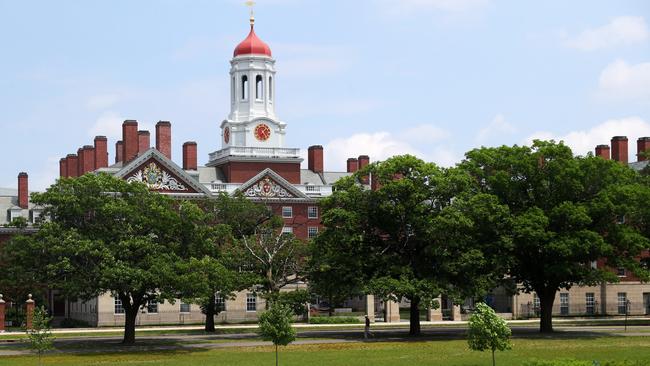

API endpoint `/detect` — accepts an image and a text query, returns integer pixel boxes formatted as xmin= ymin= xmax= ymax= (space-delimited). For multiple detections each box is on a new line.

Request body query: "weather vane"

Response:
xmin=245 ymin=0 xmax=256 ymax=24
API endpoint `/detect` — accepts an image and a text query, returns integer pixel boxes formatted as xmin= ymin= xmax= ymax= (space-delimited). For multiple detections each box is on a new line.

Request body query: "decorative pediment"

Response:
xmin=237 ymin=168 xmax=309 ymax=200
xmin=126 ymin=162 xmax=188 ymax=191
xmin=243 ymin=176 xmax=294 ymax=198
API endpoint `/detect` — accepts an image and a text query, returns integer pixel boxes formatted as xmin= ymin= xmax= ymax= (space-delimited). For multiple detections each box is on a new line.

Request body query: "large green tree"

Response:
xmin=316 ymin=155 xmax=510 ymax=335
xmin=460 ymin=140 xmax=650 ymax=332
xmin=28 ymin=173 xmax=187 ymax=344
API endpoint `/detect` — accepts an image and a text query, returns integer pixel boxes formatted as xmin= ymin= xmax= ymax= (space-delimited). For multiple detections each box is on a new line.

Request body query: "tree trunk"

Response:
xmin=205 ymin=295 xmax=216 ymax=332
xmin=122 ymin=308 xmax=138 ymax=344
xmin=492 ymin=349 xmax=495 ymax=366
xmin=409 ymin=296 xmax=421 ymax=336
xmin=538 ymin=287 xmax=556 ymax=333
xmin=275 ymin=344 xmax=279 ymax=366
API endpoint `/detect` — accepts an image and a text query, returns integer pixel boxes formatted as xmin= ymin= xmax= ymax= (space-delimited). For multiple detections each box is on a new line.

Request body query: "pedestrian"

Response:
xmin=364 ymin=315 xmax=371 ymax=339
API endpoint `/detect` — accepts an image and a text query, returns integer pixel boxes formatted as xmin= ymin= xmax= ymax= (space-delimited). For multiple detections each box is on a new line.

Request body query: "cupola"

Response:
xmin=233 ymin=18 xmax=272 ymax=57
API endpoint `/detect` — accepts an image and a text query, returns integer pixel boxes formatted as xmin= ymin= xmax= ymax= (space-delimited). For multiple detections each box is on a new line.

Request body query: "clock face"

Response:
xmin=254 ymin=123 xmax=271 ymax=141
xmin=224 ymin=127 xmax=230 ymax=144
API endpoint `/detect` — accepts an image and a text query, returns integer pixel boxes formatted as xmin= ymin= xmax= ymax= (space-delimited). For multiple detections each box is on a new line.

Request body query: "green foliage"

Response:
xmin=308 ymin=316 xmax=361 ymax=324
xmin=467 ymin=303 xmax=512 ymax=352
xmin=266 ymin=290 xmax=311 ymax=316
xmin=26 ymin=306 xmax=55 ymax=366
xmin=5 ymin=216 xmax=28 ymax=228
xmin=259 ymin=304 xmax=297 ymax=366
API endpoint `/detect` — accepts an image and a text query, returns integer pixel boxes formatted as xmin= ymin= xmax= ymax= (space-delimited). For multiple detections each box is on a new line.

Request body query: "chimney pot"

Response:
xmin=66 ymin=154 xmax=79 ymax=178
xmin=308 ymin=145 xmax=324 ymax=173
xmin=595 ymin=144 xmax=610 ymax=160
xmin=122 ymin=120 xmax=139 ymax=164
xmin=611 ymin=136 xmax=628 ymax=164
xmin=138 ymin=130 xmax=151 ymax=154
xmin=346 ymin=158 xmax=359 ymax=173
xmin=94 ymin=136 xmax=108 ymax=169
xmin=115 ymin=141 xmax=124 ymax=164
xmin=59 ymin=158 xmax=67 ymax=178
xmin=156 ymin=121 xmax=172 ymax=160
xmin=182 ymin=141 xmax=198 ymax=170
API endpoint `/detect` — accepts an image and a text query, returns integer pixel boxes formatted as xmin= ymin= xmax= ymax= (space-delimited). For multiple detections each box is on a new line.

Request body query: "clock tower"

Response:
xmin=207 ymin=14 xmax=302 ymax=184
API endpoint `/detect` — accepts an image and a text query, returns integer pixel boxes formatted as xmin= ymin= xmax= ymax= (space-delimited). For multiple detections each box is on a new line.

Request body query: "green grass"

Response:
xmin=1 ymin=336 xmax=650 ymax=365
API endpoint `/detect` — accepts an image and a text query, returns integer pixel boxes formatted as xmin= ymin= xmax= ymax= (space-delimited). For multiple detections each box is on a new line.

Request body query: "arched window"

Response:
xmin=268 ymin=76 xmax=273 ymax=100
xmin=255 ymin=75 xmax=263 ymax=100
xmin=231 ymin=76 xmax=235 ymax=103
xmin=241 ymin=75 xmax=248 ymax=100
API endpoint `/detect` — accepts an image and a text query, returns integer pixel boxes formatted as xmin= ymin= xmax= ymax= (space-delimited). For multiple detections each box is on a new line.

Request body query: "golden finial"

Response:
xmin=245 ymin=0 xmax=256 ymax=26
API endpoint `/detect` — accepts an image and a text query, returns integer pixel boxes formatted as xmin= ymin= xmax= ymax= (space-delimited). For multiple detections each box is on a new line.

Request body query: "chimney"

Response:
xmin=81 ymin=145 xmax=95 ymax=174
xmin=358 ymin=155 xmax=370 ymax=184
xmin=637 ymin=137 xmax=650 ymax=162
xmin=611 ymin=136 xmax=628 ymax=164
xmin=59 ymin=158 xmax=67 ymax=178
xmin=138 ymin=130 xmax=150 ymax=154
xmin=94 ymin=136 xmax=108 ymax=169
xmin=18 ymin=172 xmax=28 ymax=209
xmin=308 ymin=145 xmax=324 ymax=173
xmin=115 ymin=141 xmax=123 ymax=164
xmin=77 ymin=147 xmax=85 ymax=176
xmin=156 ymin=121 xmax=172 ymax=160
xmin=66 ymin=154 xmax=79 ymax=178
xmin=182 ymin=141 xmax=198 ymax=170
xmin=122 ymin=120 xmax=139 ymax=163
xmin=595 ymin=145 xmax=610 ymax=160
xmin=347 ymin=158 xmax=359 ymax=173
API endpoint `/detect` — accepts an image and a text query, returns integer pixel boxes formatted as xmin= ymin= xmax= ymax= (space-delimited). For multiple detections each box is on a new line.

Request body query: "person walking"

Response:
xmin=364 ymin=315 xmax=371 ymax=339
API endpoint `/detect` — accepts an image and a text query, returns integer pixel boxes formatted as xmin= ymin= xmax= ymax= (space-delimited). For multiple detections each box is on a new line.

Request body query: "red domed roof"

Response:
xmin=234 ymin=22 xmax=272 ymax=57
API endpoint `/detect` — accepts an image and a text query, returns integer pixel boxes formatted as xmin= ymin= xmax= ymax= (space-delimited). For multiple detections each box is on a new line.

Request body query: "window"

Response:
xmin=586 ymin=293 xmax=595 ymax=315
xmin=241 ymin=75 xmax=249 ymax=100
xmin=590 ymin=260 xmax=598 ymax=269
xmin=215 ymin=293 xmax=226 ymax=312
xmin=308 ymin=206 xmax=318 ymax=219
xmin=533 ymin=293 xmax=540 ymax=315
xmin=617 ymin=267 xmax=626 ymax=277
xmin=180 ymin=302 xmax=191 ymax=313
xmin=308 ymin=226 xmax=319 ymax=239
xmin=147 ymin=300 xmax=158 ymax=314
xmin=618 ymin=292 xmax=627 ymax=315
xmin=114 ymin=298 xmax=124 ymax=314
xmin=281 ymin=226 xmax=293 ymax=234
xmin=255 ymin=75 xmax=263 ymax=99
xmin=231 ymin=76 xmax=235 ymax=103
xmin=560 ymin=293 xmax=569 ymax=315
xmin=246 ymin=293 xmax=257 ymax=312
xmin=282 ymin=206 xmax=292 ymax=218
xmin=268 ymin=76 xmax=273 ymax=100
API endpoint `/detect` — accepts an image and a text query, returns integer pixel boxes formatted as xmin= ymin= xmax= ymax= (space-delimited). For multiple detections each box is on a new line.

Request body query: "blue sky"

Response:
xmin=0 ymin=0 xmax=648 ymax=190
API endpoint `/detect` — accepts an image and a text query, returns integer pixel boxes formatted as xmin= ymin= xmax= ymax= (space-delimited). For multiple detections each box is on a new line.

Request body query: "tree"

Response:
xmin=315 ymin=155 xmax=510 ymax=335
xmin=26 ymin=306 xmax=55 ymax=366
xmin=29 ymin=173 xmax=187 ymax=344
xmin=467 ymin=302 xmax=511 ymax=366
xmin=258 ymin=304 xmax=296 ymax=366
xmin=460 ymin=141 xmax=650 ymax=332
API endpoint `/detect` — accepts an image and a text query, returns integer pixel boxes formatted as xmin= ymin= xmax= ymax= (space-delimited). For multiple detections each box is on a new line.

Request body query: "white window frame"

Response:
xmin=585 ymin=292 xmax=595 ymax=315
xmin=308 ymin=206 xmax=318 ymax=219
xmin=282 ymin=206 xmax=292 ymax=218
xmin=281 ymin=226 xmax=293 ymax=234
xmin=215 ymin=293 xmax=226 ymax=312
xmin=114 ymin=298 xmax=125 ymax=315
xmin=617 ymin=267 xmax=626 ymax=277
xmin=308 ymin=226 xmax=318 ymax=239
xmin=180 ymin=302 xmax=191 ymax=314
xmin=147 ymin=300 xmax=158 ymax=314
xmin=246 ymin=293 xmax=257 ymax=312
xmin=617 ymin=293 xmax=627 ymax=315
xmin=560 ymin=293 xmax=569 ymax=315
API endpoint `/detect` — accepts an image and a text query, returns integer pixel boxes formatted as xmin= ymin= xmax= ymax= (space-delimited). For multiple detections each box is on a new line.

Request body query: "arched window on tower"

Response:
xmin=268 ymin=76 xmax=273 ymax=101
xmin=241 ymin=75 xmax=249 ymax=100
xmin=231 ymin=76 xmax=235 ymax=103
xmin=255 ymin=75 xmax=263 ymax=100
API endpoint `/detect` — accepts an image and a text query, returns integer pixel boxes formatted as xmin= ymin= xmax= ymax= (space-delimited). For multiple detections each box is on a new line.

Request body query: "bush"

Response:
xmin=59 ymin=318 xmax=90 ymax=328
xmin=309 ymin=316 xmax=361 ymax=324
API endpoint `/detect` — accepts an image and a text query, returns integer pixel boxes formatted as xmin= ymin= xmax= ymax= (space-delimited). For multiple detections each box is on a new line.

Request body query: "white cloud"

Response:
xmin=88 ymin=111 xmax=125 ymax=140
xmin=597 ymin=60 xmax=650 ymax=101
xmin=476 ymin=114 xmax=516 ymax=144
xmin=31 ymin=156 xmax=61 ymax=191
xmin=563 ymin=16 xmax=649 ymax=51
xmin=525 ymin=116 xmax=650 ymax=158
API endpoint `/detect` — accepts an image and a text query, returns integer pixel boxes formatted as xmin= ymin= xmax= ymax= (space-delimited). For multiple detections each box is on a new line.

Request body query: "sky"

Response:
xmin=0 ymin=0 xmax=649 ymax=190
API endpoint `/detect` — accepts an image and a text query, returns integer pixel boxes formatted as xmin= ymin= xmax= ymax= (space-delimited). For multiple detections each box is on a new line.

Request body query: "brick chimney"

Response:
xmin=611 ymin=136 xmax=628 ymax=164
xmin=18 ymin=172 xmax=28 ymax=209
xmin=182 ymin=141 xmax=198 ymax=170
xmin=59 ymin=158 xmax=67 ymax=178
xmin=637 ymin=137 xmax=650 ymax=162
xmin=595 ymin=145 xmax=610 ymax=160
xmin=66 ymin=154 xmax=79 ymax=178
xmin=115 ymin=141 xmax=123 ymax=164
xmin=358 ymin=155 xmax=370 ymax=184
xmin=138 ymin=130 xmax=150 ymax=154
xmin=308 ymin=145 xmax=324 ymax=173
xmin=77 ymin=147 xmax=85 ymax=176
xmin=122 ymin=120 xmax=139 ymax=164
xmin=347 ymin=158 xmax=359 ymax=173
xmin=156 ymin=121 xmax=172 ymax=160
xmin=94 ymin=136 xmax=108 ymax=169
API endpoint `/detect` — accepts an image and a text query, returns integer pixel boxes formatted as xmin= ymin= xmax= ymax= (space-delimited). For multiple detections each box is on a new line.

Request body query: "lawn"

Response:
xmin=1 ymin=336 xmax=649 ymax=365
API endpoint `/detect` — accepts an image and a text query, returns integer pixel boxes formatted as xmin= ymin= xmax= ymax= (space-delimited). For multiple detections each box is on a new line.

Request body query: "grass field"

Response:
xmin=2 ymin=336 xmax=649 ymax=366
